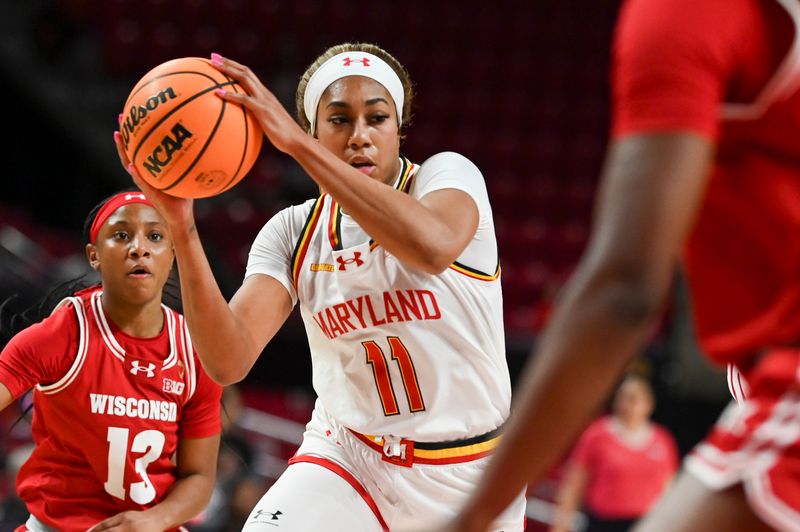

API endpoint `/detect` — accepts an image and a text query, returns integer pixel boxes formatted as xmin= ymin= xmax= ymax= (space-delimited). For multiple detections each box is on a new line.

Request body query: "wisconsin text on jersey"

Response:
xmin=89 ymin=393 xmax=178 ymax=422
xmin=311 ymin=289 xmax=442 ymax=340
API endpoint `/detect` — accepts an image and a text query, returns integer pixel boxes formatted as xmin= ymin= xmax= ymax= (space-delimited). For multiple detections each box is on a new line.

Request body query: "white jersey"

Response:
xmin=246 ymin=152 xmax=510 ymax=441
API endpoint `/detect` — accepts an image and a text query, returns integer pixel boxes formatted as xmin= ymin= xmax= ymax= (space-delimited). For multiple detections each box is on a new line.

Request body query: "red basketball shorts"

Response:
xmin=686 ymin=349 xmax=800 ymax=531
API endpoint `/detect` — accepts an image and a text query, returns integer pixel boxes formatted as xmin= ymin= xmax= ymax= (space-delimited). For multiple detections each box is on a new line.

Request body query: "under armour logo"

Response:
xmin=250 ymin=509 xmax=282 ymax=525
xmin=336 ymin=252 xmax=364 ymax=271
xmin=124 ymin=193 xmax=146 ymax=201
xmin=130 ymin=361 xmax=156 ymax=378
xmin=343 ymin=57 xmax=370 ymax=67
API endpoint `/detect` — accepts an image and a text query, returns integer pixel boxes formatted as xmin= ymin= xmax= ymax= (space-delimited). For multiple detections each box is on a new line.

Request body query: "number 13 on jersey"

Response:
xmin=105 ymin=426 xmax=165 ymax=504
xmin=363 ymin=336 xmax=426 ymax=416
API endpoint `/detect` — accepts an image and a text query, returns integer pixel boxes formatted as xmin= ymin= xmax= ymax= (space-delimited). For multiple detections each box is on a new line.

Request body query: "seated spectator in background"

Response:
xmin=550 ymin=373 xmax=678 ymax=532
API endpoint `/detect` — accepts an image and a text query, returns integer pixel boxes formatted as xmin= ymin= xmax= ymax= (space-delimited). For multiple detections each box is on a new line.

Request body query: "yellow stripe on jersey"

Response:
xmin=291 ymin=195 xmax=327 ymax=290
xmin=352 ymin=429 xmax=502 ymax=465
xmin=395 ymin=157 xmax=414 ymax=192
xmin=413 ymin=437 xmax=501 ymax=461
xmin=328 ymin=200 xmax=342 ymax=250
xmin=449 ymin=260 xmax=501 ymax=281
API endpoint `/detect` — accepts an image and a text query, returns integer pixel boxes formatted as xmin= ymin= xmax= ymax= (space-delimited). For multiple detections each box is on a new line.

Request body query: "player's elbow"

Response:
xmin=204 ymin=362 xmax=248 ymax=387
xmin=413 ymin=238 xmax=464 ymax=274
xmin=600 ymin=275 xmax=664 ymax=328
xmin=415 ymin=252 xmax=455 ymax=275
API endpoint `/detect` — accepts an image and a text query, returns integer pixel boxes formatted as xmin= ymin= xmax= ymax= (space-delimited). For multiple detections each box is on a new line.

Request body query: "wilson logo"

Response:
xmin=142 ymin=122 xmax=193 ymax=178
xmin=121 ymin=87 xmax=177 ymax=149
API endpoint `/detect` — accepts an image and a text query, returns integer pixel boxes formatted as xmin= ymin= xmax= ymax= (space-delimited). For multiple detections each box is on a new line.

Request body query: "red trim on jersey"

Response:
xmin=177 ymin=313 xmax=196 ymax=399
xmin=162 ymin=306 xmax=179 ymax=370
xmin=327 ymin=200 xmax=342 ymax=250
xmin=38 ymin=297 xmax=90 ymax=395
xmin=290 ymin=195 xmax=326 ymax=292
xmin=727 ymin=364 xmax=749 ymax=404
xmin=448 ymin=261 xmax=501 ymax=282
xmin=91 ymin=292 xmax=125 ymax=361
xmin=287 ymin=454 xmax=389 ymax=531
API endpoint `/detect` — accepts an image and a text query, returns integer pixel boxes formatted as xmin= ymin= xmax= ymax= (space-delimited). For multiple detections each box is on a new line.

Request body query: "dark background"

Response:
xmin=0 ymin=0 xmax=730 ymax=473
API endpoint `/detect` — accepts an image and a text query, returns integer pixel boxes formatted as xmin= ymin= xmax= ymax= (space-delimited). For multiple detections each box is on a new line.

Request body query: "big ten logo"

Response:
xmin=162 ymin=378 xmax=185 ymax=395
xmin=143 ymin=122 xmax=194 ymax=178
xmin=121 ymin=87 xmax=178 ymax=149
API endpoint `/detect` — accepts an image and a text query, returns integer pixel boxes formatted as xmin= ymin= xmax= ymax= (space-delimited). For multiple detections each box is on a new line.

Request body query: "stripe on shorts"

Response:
xmin=350 ymin=428 xmax=501 ymax=465
xmin=288 ymin=454 xmax=388 ymax=531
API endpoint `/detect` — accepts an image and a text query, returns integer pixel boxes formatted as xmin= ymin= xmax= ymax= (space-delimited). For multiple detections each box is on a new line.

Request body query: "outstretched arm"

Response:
xmin=113 ymin=135 xmax=294 ymax=385
xmin=448 ymin=132 xmax=713 ymax=531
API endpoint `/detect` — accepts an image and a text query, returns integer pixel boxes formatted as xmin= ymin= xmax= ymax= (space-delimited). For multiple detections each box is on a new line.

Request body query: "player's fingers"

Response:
xmin=214 ymin=88 xmax=278 ymax=125
xmin=210 ymin=53 xmax=265 ymax=98
xmin=210 ymin=52 xmax=249 ymax=78
xmin=113 ymin=131 xmax=131 ymax=167
xmin=113 ymin=132 xmax=147 ymax=186
xmin=128 ymin=164 xmax=156 ymax=195
xmin=129 ymin=166 xmax=148 ymax=191
xmin=86 ymin=519 xmax=115 ymax=531
xmin=214 ymin=88 xmax=251 ymax=107
xmin=114 ymin=132 xmax=150 ymax=192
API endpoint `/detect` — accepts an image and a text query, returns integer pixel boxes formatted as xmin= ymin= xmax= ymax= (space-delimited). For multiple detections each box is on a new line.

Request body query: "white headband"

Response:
xmin=303 ymin=51 xmax=404 ymax=136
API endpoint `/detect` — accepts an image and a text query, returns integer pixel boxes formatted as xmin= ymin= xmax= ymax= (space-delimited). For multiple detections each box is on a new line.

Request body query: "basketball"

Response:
xmin=120 ymin=57 xmax=262 ymax=198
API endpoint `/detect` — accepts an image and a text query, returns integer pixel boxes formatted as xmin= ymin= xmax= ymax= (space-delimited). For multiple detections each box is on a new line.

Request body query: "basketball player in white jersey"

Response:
xmin=115 ymin=43 xmax=527 ymax=530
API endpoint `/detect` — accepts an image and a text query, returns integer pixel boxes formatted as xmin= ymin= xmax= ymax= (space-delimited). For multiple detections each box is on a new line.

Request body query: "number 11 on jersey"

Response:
xmin=363 ymin=336 xmax=426 ymax=416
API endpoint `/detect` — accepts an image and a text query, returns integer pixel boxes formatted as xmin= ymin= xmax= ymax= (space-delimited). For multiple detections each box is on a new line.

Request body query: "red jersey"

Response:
xmin=0 ymin=290 xmax=222 ymax=531
xmin=569 ymin=417 xmax=679 ymax=519
xmin=612 ymin=0 xmax=800 ymax=365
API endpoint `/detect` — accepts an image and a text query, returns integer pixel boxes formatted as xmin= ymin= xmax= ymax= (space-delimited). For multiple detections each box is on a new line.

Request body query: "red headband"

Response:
xmin=89 ymin=192 xmax=154 ymax=244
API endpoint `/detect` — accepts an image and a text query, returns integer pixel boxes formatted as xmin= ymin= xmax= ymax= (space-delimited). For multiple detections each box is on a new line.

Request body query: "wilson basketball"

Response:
xmin=120 ymin=57 xmax=262 ymax=198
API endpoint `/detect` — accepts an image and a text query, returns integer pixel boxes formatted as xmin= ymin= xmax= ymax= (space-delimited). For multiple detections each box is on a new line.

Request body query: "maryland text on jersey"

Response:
xmin=311 ymin=289 xmax=442 ymax=340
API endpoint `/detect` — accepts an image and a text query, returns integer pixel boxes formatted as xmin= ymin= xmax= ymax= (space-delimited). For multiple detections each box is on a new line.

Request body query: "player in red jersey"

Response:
xmin=449 ymin=0 xmax=800 ymax=530
xmin=0 ymin=192 xmax=222 ymax=532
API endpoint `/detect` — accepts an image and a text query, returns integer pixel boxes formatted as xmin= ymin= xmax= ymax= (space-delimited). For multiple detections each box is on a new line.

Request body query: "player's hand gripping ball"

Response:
xmin=120 ymin=57 xmax=262 ymax=198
